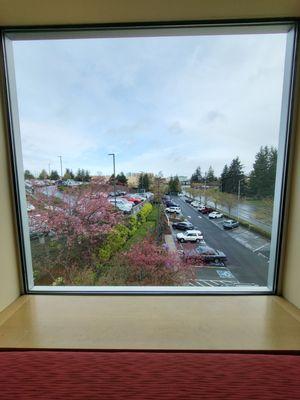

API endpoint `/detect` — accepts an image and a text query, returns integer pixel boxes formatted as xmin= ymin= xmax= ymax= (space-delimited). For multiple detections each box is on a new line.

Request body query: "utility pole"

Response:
xmin=237 ymin=177 xmax=245 ymax=220
xmin=108 ymin=153 xmax=117 ymax=207
xmin=58 ymin=156 xmax=63 ymax=180
xmin=48 ymin=162 xmax=51 ymax=177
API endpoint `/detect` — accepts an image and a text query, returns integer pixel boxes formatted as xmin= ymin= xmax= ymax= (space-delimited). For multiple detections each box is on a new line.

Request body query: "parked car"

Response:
xmin=165 ymin=200 xmax=178 ymax=207
xmin=125 ymin=196 xmax=142 ymax=205
xmin=199 ymin=206 xmax=214 ymax=214
xmin=191 ymin=201 xmax=201 ymax=207
xmin=176 ymin=230 xmax=204 ymax=243
xmin=208 ymin=211 xmax=223 ymax=219
xmin=172 ymin=221 xmax=194 ymax=231
xmin=183 ymin=244 xmax=227 ymax=264
xmin=184 ymin=197 xmax=193 ymax=204
xmin=165 ymin=206 xmax=181 ymax=214
xmin=223 ymin=220 xmax=239 ymax=230
xmin=108 ymin=198 xmax=133 ymax=213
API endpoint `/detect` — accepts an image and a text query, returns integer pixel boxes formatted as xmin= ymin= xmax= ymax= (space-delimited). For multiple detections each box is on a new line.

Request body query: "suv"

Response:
xmin=208 ymin=211 xmax=223 ymax=219
xmin=199 ymin=206 xmax=214 ymax=214
xmin=223 ymin=220 xmax=239 ymax=230
xmin=176 ymin=230 xmax=204 ymax=243
xmin=172 ymin=221 xmax=194 ymax=231
xmin=166 ymin=206 xmax=181 ymax=214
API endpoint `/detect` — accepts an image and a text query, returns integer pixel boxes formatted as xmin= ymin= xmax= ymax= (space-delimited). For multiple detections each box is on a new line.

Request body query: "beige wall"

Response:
xmin=0 ymin=78 xmax=21 ymax=312
xmin=0 ymin=0 xmax=299 ymax=26
xmin=0 ymin=0 xmax=300 ymax=311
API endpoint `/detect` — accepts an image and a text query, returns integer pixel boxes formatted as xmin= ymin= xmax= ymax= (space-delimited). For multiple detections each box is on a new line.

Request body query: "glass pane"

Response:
xmin=7 ymin=27 xmax=293 ymax=290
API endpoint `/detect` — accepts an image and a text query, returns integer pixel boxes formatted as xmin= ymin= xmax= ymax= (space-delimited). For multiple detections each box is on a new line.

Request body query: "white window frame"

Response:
xmin=1 ymin=20 xmax=298 ymax=294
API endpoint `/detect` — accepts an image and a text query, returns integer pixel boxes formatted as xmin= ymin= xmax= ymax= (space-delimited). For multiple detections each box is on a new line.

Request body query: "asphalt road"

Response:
xmin=171 ymin=196 xmax=269 ymax=286
xmin=182 ymin=190 xmax=272 ymax=233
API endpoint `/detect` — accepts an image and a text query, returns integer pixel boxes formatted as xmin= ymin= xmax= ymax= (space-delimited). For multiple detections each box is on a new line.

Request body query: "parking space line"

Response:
xmin=253 ymin=243 xmax=269 ymax=252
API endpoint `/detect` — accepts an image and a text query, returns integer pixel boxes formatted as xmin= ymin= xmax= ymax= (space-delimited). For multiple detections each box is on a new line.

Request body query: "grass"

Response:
xmin=220 ymin=211 xmax=271 ymax=239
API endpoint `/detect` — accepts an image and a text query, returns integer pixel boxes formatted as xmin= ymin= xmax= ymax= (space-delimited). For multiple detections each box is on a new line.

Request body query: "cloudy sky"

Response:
xmin=12 ymin=31 xmax=287 ymax=177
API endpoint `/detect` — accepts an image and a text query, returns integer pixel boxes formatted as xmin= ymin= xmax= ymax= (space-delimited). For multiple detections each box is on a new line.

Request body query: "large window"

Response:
xmin=3 ymin=22 xmax=298 ymax=293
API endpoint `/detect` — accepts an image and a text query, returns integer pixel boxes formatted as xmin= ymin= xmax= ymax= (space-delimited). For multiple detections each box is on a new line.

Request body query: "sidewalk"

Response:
xmin=164 ymin=234 xmax=177 ymax=252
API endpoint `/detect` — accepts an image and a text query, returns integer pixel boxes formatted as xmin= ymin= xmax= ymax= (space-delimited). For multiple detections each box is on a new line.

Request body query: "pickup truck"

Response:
xmin=183 ymin=244 xmax=227 ymax=264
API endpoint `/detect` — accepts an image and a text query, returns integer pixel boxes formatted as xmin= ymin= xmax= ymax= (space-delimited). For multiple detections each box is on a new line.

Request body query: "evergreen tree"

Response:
xmin=220 ymin=164 xmax=229 ymax=192
xmin=266 ymin=147 xmax=277 ymax=196
xmin=248 ymin=146 xmax=277 ymax=198
xmin=168 ymin=175 xmax=181 ymax=194
xmin=24 ymin=170 xmax=34 ymax=179
xmin=75 ymin=169 xmax=85 ymax=182
xmin=84 ymin=170 xmax=91 ymax=182
xmin=63 ymin=168 xmax=72 ymax=180
xmin=50 ymin=170 xmax=60 ymax=180
xmin=138 ymin=173 xmax=150 ymax=191
xmin=190 ymin=166 xmax=202 ymax=184
xmin=38 ymin=169 xmax=48 ymax=180
xmin=116 ymin=172 xmax=128 ymax=185
xmin=206 ymin=166 xmax=215 ymax=183
xmin=226 ymin=157 xmax=245 ymax=195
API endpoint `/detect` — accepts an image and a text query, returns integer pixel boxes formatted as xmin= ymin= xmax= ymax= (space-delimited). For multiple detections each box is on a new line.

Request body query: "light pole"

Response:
xmin=58 ymin=156 xmax=63 ymax=180
xmin=48 ymin=162 xmax=51 ymax=177
xmin=237 ymin=177 xmax=246 ymax=220
xmin=108 ymin=153 xmax=117 ymax=207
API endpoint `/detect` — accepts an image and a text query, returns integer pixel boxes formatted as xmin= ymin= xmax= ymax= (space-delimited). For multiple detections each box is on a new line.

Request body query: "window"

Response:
xmin=3 ymin=22 xmax=298 ymax=293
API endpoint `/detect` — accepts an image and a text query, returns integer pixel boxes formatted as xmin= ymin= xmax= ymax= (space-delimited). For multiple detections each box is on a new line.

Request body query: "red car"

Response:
xmin=124 ymin=196 xmax=142 ymax=205
xmin=199 ymin=206 xmax=214 ymax=214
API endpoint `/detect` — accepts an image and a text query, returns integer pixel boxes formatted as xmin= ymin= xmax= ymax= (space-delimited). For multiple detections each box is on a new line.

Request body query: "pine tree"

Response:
xmin=24 ymin=170 xmax=34 ymax=179
xmin=248 ymin=146 xmax=277 ymax=198
xmin=50 ymin=170 xmax=60 ymax=180
xmin=138 ymin=173 xmax=150 ymax=191
xmin=266 ymin=147 xmax=277 ymax=197
xmin=38 ymin=169 xmax=48 ymax=180
xmin=248 ymin=147 xmax=269 ymax=198
xmin=226 ymin=157 xmax=245 ymax=195
xmin=116 ymin=172 xmax=128 ymax=185
xmin=63 ymin=168 xmax=72 ymax=180
xmin=190 ymin=166 xmax=202 ymax=184
xmin=206 ymin=166 xmax=215 ymax=183
xmin=220 ymin=165 xmax=229 ymax=192
xmin=168 ymin=175 xmax=181 ymax=194
xmin=84 ymin=170 xmax=91 ymax=182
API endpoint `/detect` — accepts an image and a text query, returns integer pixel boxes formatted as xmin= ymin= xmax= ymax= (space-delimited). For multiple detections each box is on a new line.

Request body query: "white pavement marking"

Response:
xmin=198 ymin=216 xmax=202 ymax=219
xmin=253 ymin=243 xmax=269 ymax=252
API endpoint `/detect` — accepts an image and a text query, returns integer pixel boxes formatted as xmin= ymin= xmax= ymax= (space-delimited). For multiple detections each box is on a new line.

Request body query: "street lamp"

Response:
xmin=237 ymin=177 xmax=246 ymax=220
xmin=108 ymin=153 xmax=117 ymax=207
xmin=58 ymin=156 xmax=63 ymax=179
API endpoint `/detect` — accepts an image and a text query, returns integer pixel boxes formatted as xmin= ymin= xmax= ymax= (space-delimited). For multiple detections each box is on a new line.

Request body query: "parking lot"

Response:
xmin=168 ymin=195 xmax=269 ymax=287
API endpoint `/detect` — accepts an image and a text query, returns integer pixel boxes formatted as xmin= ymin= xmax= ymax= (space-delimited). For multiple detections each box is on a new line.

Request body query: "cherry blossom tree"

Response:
xmin=29 ymin=178 xmax=122 ymax=284
xmin=99 ymin=238 xmax=196 ymax=286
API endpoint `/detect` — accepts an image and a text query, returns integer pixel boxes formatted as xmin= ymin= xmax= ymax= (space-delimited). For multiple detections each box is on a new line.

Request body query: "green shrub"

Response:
xmin=137 ymin=203 xmax=153 ymax=224
xmin=98 ymin=224 xmax=130 ymax=262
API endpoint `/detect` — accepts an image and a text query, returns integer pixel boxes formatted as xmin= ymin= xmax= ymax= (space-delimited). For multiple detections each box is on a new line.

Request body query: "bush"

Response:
xmin=98 ymin=224 xmax=130 ymax=262
xmin=137 ymin=203 xmax=153 ymax=224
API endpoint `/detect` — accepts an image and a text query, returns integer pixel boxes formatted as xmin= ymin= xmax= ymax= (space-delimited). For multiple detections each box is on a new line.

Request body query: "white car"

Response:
xmin=197 ymin=205 xmax=206 ymax=211
xmin=191 ymin=201 xmax=201 ymax=207
xmin=176 ymin=230 xmax=204 ymax=243
xmin=165 ymin=206 xmax=181 ymax=214
xmin=208 ymin=211 xmax=223 ymax=219
xmin=108 ymin=198 xmax=133 ymax=213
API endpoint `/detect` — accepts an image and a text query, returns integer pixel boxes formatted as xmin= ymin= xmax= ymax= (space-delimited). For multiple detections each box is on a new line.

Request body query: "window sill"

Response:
xmin=0 ymin=295 xmax=300 ymax=350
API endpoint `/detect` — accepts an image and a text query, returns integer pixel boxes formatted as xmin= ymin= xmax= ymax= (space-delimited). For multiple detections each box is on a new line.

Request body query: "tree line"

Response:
xmin=24 ymin=168 xmax=91 ymax=182
xmin=190 ymin=146 xmax=277 ymax=199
